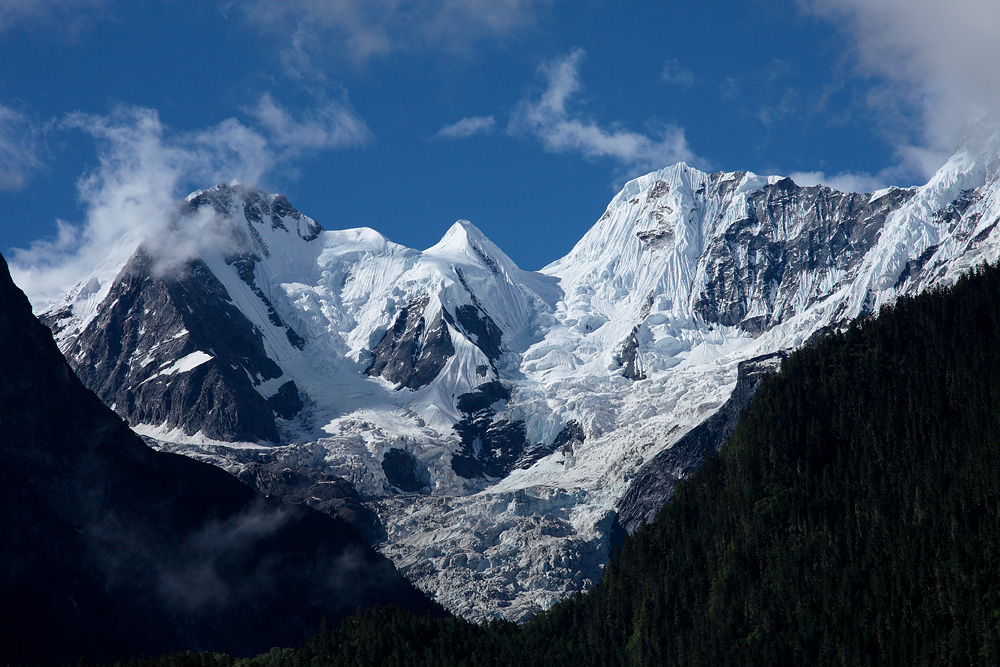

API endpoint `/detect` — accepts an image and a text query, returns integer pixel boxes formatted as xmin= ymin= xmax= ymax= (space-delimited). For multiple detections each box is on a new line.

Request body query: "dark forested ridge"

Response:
xmin=110 ymin=262 xmax=1000 ymax=665
xmin=556 ymin=262 xmax=1000 ymax=665
xmin=0 ymin=251 xmax=440 ymax=667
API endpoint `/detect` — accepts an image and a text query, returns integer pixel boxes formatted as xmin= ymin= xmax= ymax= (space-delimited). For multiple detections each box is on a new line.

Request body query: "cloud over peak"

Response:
xmin=250 ymin=93 xmax=373 ymax=152
xmin=509 ymin=50 xmax=700 ymax=175
xmin=10 ymin=95 xmax=370 ymax=308
xmin=803 ymin=0 xmax=1000 ymax=178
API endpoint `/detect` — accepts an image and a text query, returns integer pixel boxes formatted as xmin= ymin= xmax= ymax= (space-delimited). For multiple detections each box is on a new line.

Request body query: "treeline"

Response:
xmin=117 ymin=263 xmax=1000 ymax=666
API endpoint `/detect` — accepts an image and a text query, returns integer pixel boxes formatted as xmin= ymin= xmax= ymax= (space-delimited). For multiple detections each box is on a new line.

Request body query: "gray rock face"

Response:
xmin=693 ymin=177 xmax=915 ymax=333
xmin=365 ymin=295 xmax=456 ymax=390
xmin=237 ymin=461 xmax=386 ymax=543
xmin=381 ymin=448 xmax=432 ymax=494
xmin=185 ymin=183 xmax=322 ymax=242
xmin=42 ymin=249 xmax=296 ymax=443
xmin=635 ymin=179 xmax=676 ymax=248
xmin=228 ymin=254 xmax=307 ymax=350
xmin=267 ymin=380 xmax=304 ymax=419
xmin=0 ymin=252 xmax=439 ymax=666
xmin=189 ymin=185 xmax=313 ymax=350
xmin=452 ymin=304 xmax=503 ymax=363
xmin=451 ymin=381 xmax=530 ymax=479
xmin=619 ymin=326 xmax=646 ymax=380
xmin=615 ymin=353 xmax=785 ymax=534
xmin=514 ymin=419 xmax=585 ymax=471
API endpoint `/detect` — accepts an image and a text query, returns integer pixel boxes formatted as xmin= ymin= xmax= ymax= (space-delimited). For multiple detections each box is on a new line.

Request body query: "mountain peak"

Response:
xmin=37 ymin=134 xmax=1000 ymax=625
xmin=168 ymin=184 xmax=326 ymax=272
xmin=183 ymin=183 xmax=324 ymax=245
xmin=430 ymin=219 xmax=488 ymax=249
xmin=424 ymin=219 xmax=521 ymax=276
xmin=0 ymin=251 xmax=439 ymax=665
xmin=947 ymin=114 xmax=1000 ymax=178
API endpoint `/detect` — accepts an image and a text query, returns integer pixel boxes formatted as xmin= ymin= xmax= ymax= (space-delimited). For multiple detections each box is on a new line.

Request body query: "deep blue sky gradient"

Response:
xmin=1 ymin=1 xmax=918 ymax=271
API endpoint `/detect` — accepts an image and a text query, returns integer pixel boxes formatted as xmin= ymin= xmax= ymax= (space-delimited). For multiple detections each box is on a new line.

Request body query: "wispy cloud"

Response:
xmin=434 ymin=115 xmax=496 ymax=140
xmin=757 ymin=89 xmax=800 ymax=126
xmin=0 ymin=104 xmax=45 ymax=191
xmin=719 ymin=76 xmax=741 ymax=101
xmin=788 ymin=169 xmax=892 ymax=194
xmin=0 ymin=0 xmax=108 ymax=33
xmin=238 ymin=0 xmax=549 ymax=65
xmin=509 ymin=50 xmax=699 ymax=175
xmin=10 ymin=96 xmax=370 ymax=307
xmin=801 ymin=0 xmax=1000 ymax=179
xmin=661 ymin=59 xmax=695 ymax=87
xmin=249 ymin=93 xmax=373 ymax=152
xmin=157 ymin=503 xmax=290 ymax=611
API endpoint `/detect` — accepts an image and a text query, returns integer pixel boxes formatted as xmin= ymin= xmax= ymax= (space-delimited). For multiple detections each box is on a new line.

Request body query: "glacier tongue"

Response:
xmin=37 ymin=129 xmax=1000 ymax=621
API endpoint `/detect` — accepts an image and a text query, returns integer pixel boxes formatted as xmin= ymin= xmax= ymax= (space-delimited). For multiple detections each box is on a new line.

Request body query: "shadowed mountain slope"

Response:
xmin=0 ymin=253 xmax=439 ymax=666
xmin=147 ymin=262 xmax=1000 ymax=666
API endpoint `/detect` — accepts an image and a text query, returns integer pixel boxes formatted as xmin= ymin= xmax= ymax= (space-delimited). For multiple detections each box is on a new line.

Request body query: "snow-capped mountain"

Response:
xmin=0 ymin=250 xmax=439 ymax=666
xmin=40 ymin=124 xmax=1000 ymax=621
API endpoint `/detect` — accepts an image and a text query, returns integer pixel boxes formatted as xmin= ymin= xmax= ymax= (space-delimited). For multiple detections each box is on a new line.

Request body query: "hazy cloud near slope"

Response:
xmin=787 ymin=170 xmax=890 ymax=194
xmin=802 ymin=0 xmax=1000 ymax=180
xmin=9 ymin=96 xmax=370 ymax=309
xmin=509 ymin=50 xmax=700 ymax=176
xmin=156 ymin=503 xmax=291 ymax=611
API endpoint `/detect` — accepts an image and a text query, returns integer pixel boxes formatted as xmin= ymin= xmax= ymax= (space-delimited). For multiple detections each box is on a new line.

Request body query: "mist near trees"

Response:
xmin=123 ymin=261 xmax=1000 ymax=666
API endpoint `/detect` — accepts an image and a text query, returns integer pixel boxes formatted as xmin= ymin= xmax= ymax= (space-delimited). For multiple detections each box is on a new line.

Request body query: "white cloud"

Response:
xmin=661 ymin=59 xmax=695 ymax=86
xmin=788 ymin=170 xmax=890 ymax=194
xmin=719 ymin=77 xmax=741 ymax=101
xmin=434 ymin=115 xmax=496 ymax=140
xmin=757 ymin=89 xmax=799 ymax=126
xmin=509 ymin=50 xmax=699 ymax=174
xmin=0 ymin=0 xmax=107 ymax=33
xmin=238 ymin=0 xmax=549 ymax=64
xmin=9 ymin=96 xmax=370 ymax=307
xmin=249 ymin=93 xmax=372 ymax=151
xmin=802 ymin=0 xmax=1000 ymax=179
xmin=0 ymin=104 xmax=44 ymax=191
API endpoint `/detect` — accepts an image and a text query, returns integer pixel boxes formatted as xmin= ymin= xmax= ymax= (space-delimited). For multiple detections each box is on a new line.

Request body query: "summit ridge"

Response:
xmin=36 ymin=134 xmax=1000 ymax=620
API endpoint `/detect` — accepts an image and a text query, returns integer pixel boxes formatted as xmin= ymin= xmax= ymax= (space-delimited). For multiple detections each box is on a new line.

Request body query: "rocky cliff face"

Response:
xmin=692 ymin=176 xmax=913 ymax=332
xmin=46 ymin=248 xmax=298 ymax=443
xmin=615 ymin=353 xmax=785 ymax=535
xmin=35 ymin=126 xmax=1000 ymax=621
xmin=0 ymin=252 xmax=438 ymax=666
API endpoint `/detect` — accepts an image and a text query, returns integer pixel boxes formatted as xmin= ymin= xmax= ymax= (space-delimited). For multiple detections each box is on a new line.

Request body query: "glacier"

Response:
xmin=38 ymin=124 xmax=1000 ymax=621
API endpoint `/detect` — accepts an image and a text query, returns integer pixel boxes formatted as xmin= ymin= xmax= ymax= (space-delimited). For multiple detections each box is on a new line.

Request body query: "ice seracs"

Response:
xmin=36 ymin=127 xmax=1000 ymax=622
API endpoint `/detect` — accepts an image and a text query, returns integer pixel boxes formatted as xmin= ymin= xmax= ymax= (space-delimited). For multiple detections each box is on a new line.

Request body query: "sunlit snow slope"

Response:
xmin=41 ymin=125 xmax=1000 ymax=621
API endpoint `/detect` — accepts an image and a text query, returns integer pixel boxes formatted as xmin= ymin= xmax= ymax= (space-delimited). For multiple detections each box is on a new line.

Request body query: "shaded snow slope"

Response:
xmin=38 ymin=126 xmax=1000 ymax=621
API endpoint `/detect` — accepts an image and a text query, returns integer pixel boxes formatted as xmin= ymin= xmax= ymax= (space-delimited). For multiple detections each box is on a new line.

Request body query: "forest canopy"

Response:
xmin=117 ymin=263 xmax=1000 ymax=667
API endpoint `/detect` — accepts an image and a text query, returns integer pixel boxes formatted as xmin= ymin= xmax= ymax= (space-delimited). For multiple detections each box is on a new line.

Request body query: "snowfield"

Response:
xmin=39 ymin=124 xmax=1000 ymax=620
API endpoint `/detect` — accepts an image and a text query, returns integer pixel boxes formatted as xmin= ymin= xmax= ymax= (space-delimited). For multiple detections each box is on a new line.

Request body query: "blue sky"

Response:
xmin=3 ymin=0 xmax=1000 ymax=301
